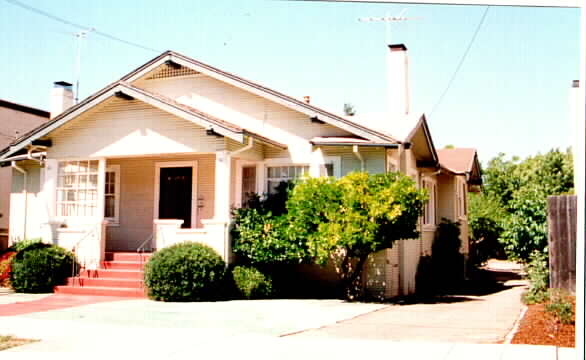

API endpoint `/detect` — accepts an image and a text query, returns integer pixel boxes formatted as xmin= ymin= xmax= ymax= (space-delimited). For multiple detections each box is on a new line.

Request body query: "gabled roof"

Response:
xmin=437 ymin=148 xmax=482 ymax=185
xmin=403 ymin=114 xmax=438 ymax=167
xmin=0 ymin=81 xmax=287 ymax=160
xmin=122 ymin=51 xmax=398 ymax=144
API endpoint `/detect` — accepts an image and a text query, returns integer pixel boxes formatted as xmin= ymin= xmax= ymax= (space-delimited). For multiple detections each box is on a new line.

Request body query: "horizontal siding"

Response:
xmin=48 ymin=98 xmax=224 ymax=159
xmin=106 ymin=154 xmax=215 ymax=251
xmin=321 ymin=146 xmax=386 ymax=175
xmin=136 ymin=75 xmax=352 ymax=151
xmin=225 ymin=138 xmax=265 ymax=161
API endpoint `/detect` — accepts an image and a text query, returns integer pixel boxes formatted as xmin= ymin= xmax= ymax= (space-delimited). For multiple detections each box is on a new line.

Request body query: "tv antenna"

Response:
xmin=74 ymin=28 xmax=94 ymax=104
xmin=358 ymin=9 xmax=419 ymax=44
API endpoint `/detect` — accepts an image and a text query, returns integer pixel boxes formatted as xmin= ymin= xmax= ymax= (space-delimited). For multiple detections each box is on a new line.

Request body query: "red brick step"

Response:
xmin=56 ymin=251 xmax=151 ymax=298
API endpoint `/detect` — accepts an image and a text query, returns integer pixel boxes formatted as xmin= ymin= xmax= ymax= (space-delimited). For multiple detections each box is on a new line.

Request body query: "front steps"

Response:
xmin=54 ymin=252 xmax=151 ymax=298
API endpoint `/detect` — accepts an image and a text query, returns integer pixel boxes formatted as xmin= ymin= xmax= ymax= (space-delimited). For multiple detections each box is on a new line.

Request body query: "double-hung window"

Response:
xmin=422 ymin=178 xmax=437 ymax=226
xmin=56 ymin=160 xmax=99 ymax=217
xmin=266 ymin=165 xmax=309 ymax=194
xmin=56 ymin=161 xmax=120 ymax=222
xmin=105 ymin=165 xmax=120 ymax=224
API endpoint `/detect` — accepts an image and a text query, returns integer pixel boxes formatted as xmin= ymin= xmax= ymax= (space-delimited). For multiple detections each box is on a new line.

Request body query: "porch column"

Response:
xmin=95 ymin=158 xmax=107 ymax=263
xmin=214 ymin=151 xmax=232 ymax=221
xmin=202 ymin=151 xmax=232 ymax=263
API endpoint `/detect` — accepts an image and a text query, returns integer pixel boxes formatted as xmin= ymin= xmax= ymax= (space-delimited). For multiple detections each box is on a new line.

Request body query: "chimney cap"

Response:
xmin=388 ymin=44 xmax=408 ymax=51
xmin=53 ymin=81 xmax=73 ymax=88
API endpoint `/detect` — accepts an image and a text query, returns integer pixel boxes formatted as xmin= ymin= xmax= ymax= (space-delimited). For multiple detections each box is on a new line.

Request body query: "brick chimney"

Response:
xmin=387 ymin=44 xmax=410 ymax=117
xmin=50 ymin=81 xmax=74 ymax=119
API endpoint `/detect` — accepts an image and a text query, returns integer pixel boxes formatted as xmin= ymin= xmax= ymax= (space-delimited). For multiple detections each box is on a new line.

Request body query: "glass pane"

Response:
xmin=105 ymin=196 xmax=115 ymax=218
xmin=325 ymin=164 xmax=334 ymax=177
xmin=89 ymin=161 xmax=98 ymax=173
xmin=89 ymin=175 xmax=98 ymax=189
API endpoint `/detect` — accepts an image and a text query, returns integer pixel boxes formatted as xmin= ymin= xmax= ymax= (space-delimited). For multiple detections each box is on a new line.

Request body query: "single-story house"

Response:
xmin=0 ymin=44 xmax=480 ymax=298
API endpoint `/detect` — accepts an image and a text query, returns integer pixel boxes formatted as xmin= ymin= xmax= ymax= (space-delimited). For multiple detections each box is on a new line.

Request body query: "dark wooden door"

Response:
xmin=159 ymin=167 xmax=192 ymax=228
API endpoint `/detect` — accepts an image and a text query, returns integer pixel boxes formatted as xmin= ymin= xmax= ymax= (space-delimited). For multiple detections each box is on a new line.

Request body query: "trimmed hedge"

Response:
xmin=232 ymin=266 xmax=273 ymax=299
xmin=10 ymin=243 xmax=77 ymax=293
xmin=144 ymin=242 xmax=227 ymax=302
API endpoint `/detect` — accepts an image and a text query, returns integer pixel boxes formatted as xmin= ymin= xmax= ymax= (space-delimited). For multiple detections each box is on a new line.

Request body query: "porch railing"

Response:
xmin=136 ymin=232 xmax=157 ymax=288
xmin=70 ymin=225 xmax=99 ymax=286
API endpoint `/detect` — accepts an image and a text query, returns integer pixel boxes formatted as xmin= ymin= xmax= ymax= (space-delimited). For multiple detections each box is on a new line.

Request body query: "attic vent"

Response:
xmin=145 ymin=65 xmax=200 ymax=80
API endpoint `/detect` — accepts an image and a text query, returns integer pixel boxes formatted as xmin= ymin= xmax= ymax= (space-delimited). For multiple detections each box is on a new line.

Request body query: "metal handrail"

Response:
xmin=71 ymin=225 xmax=98 ymax=285
xmin=136 ymin=232 xmax=156 ymax=287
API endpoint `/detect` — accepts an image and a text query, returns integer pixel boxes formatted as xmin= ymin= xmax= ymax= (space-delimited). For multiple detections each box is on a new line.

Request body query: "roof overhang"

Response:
xmin=0 ymin=82 xmax=246 ymax=161
xmin=405 ymin=114 xmax=439 ymax=167
xmin=310 ymin=136 xmax=399 ymax=148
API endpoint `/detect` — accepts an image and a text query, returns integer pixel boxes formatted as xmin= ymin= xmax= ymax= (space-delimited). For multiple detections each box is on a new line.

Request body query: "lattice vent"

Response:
xmin=145 ymin=65 xmax=200 ymax=80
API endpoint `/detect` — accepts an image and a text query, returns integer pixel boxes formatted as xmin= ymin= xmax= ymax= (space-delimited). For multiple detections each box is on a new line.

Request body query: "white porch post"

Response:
xmin=201 ymin=150 xmax=232 ymax=263
xmin=95 ymin=158 xmax=107 ymax=263
xmin=214 ymin=151 xmax=232 ymax=221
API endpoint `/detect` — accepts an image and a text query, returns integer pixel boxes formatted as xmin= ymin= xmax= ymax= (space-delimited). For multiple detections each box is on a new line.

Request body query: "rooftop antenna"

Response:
xmin=358 ymin=9 xmax=419 ymax=44
xmin=74 ymin=28 xmax=94 ymax=104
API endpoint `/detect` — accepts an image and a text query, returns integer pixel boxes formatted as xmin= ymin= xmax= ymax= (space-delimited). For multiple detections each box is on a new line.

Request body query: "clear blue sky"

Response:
xmin=0 ymin=0 xmax=580 ymax=164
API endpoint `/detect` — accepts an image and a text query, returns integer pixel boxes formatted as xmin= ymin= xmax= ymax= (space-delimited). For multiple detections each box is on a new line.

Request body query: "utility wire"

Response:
xmin=430 ymin=6 xmax=490 ymax=116
xmin=4 ymin=0 xmax=161 ymax=53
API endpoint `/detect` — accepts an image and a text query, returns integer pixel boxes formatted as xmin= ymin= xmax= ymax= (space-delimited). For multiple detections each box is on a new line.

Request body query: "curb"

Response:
xmin=504 ymin=305 xmax=528 ymax=344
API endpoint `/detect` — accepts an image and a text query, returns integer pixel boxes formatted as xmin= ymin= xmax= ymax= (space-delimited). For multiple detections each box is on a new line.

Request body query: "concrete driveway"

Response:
xmin=289 ymin=259 xmax=528 ymax=343
xmin=289 ymin=281 xmax=527 ymax=343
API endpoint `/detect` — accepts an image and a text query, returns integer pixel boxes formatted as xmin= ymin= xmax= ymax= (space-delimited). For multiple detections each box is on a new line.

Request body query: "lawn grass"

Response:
xmin=0 ymin=335 xmax=37 ymax=351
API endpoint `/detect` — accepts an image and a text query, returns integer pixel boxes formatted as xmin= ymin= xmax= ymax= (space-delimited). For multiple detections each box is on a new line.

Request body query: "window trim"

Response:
xmin=55 ymin=159 xmax=100 ymax=218
xmin=153 ymin=161 xmax=198 ymax=229
xmin=422 ymin=176 xmax=437 ymax=229
xmin=260 ymin=156 xmax=341 ymax=194
xmin=104 ymin=165 xmax=121 ymax=226
xmin=234 ymin=160 xmax=261 ymax=208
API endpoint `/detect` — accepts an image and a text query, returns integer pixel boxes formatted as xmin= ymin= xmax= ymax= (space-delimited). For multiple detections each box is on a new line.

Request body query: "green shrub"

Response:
xmin=10 ymin=243 xmax=77 ymax=293
xmin=232 ymin=184 xmax=308 ymax=265
xmin=144 ymin=242 xmax=227 ymax=302
xmin=12 ymin=238 xmax=43 ymax=253
xmin=522 ymin=251 xmax=549 ymax=304
xmin=545 ymin=289 xmax=574 ymax=324
xmin=232 ymin=266 xmax=273 ymax=299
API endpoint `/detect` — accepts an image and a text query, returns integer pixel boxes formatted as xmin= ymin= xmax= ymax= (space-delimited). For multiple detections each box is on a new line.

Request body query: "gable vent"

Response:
xmin=145 ymin=64 xmax=200 ymax=80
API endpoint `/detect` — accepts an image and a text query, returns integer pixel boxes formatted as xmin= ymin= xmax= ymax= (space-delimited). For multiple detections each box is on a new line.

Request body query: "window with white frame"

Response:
xmin=105 ymin=165 xmax=120 ymax=224
xmin=456 ymin=178 xmax=467 ymax=217
xmin=266 ymin=165 xmax=309 ymax=194
xmin=422 ymin=178 xmax=437 ymax=226
xmin=56 ymin=160 xmax=99 ymax=217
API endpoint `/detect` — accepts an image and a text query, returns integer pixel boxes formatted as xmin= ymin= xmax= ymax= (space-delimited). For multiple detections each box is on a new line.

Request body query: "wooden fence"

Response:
xmin=547 ymin=195 xmax=577 ymax=293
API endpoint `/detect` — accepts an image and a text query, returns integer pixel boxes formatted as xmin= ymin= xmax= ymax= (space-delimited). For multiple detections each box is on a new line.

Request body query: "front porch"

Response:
xmin=37 ymin=151 xmax=238 ymax=270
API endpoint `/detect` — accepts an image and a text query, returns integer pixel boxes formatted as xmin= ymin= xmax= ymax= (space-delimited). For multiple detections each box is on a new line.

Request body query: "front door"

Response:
xmin=159 ymin=167 xmax=192 ymax=228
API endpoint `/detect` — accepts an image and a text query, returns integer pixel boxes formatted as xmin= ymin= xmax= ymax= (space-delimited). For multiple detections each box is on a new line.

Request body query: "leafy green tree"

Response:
xmin=468 ymin=192 xmax=506 ymax=266
xmin=286 ymin=171 xmax=427 ymax=299
xmin=470 ymin=148 xmax=573 ymax=262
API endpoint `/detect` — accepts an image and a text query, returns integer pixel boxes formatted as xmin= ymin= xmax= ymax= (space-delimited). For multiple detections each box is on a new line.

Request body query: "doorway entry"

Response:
xmin=155 ymin=161 xmax=197 ymax=229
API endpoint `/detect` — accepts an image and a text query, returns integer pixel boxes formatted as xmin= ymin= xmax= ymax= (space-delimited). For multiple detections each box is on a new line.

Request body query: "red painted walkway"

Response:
xmin=0 ymin=294 xmax=132 ymax=316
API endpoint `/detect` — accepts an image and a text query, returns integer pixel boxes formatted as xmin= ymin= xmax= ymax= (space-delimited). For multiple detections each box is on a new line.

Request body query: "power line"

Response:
xmin=4 ymin=0 xmax=161 ymax=54
xmin=430 ymin=6 xmax=490 ymax=116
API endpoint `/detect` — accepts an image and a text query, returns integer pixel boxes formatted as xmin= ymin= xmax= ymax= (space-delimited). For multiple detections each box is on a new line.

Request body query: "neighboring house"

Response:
xmin=0 ymin=44 xmax=480 ymax=298
xmin=437 ymin=148 xmax=482 ymax=266
xmin=0 ymin=99 xmax=50 ymax=250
